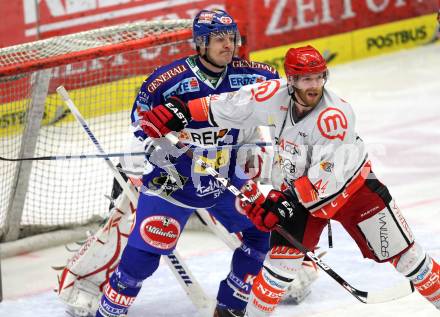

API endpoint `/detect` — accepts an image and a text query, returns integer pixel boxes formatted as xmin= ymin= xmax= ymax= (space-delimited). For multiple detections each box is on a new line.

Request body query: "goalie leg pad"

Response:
xmin=216 ymin=227 xmax=269 ymax=311
xmin=282 ymin=259 xmax=319 ymax=305
xmin=97 ymin=245 xmax=161 ymax=317
xmin=57 ymin=188 xmax=137 ymax=316
xmin=392 ymin=242 xmax=440 ymax=309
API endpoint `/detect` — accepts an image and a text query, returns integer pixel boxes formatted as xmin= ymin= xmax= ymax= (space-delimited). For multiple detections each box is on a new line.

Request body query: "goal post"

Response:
xmin=0 ymin=20 xmax=196 ymax=244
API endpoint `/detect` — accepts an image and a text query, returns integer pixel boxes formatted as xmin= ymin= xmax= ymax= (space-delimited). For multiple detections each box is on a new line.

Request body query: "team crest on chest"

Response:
xmin=317 ymin=107 xmax=348 ymax=141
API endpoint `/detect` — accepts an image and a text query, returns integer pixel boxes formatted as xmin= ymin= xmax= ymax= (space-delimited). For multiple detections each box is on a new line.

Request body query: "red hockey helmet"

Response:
xmin=284 ymin=45 xmax=327 ymax=77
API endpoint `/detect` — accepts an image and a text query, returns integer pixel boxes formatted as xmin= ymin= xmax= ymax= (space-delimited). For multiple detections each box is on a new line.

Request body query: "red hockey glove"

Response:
xmin=237 ymin=181 xmax=267 ymax=231
xmin=138 ymin=96 xmax=190 ymax=138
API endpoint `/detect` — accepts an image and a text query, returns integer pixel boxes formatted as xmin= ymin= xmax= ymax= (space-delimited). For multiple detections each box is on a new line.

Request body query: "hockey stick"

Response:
xmin=163 ymin=133 xmax=415 ymax=304
xmin=56 ymin=86 xmax=215 ymax=314
xmin=0 ymin=143 xmax=271 ymax=162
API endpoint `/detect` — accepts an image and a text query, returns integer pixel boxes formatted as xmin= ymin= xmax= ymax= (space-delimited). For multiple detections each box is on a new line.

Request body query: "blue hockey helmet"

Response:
xmin=192 ymin=9 xmax=241 ymax=48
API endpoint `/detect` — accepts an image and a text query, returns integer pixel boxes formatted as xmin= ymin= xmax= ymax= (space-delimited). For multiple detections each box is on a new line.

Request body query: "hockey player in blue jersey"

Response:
xmin=95 ymin=9 xmax=279 ymax=317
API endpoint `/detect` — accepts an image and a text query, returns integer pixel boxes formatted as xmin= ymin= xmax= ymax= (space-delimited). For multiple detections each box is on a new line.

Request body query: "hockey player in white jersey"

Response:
xmin=139 ymin=45 xmax=440 ymax=316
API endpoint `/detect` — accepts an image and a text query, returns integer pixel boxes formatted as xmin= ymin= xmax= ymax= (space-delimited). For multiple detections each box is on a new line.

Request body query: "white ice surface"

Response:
xmin=1 ymin=43 xmax=440 ymax=316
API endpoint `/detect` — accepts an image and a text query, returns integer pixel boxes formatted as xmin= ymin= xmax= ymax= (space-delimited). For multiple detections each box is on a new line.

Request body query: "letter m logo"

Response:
xmin=317 ymin=107 xmax=348 ymax=141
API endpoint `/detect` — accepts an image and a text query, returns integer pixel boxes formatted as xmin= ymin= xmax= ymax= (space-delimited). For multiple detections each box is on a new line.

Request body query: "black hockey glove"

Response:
xmin=249 ymin=189 xmax=297 ymax=231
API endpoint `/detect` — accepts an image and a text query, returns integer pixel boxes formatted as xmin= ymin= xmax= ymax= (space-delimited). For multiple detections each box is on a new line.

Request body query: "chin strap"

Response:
xmin=287 ymin=85 xmax=305 ymax=109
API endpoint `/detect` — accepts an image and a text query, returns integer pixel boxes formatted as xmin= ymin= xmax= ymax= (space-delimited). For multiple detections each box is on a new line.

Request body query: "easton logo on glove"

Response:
xmin=236 ymin=182 xmax=297 ymax=232
xmin=164 ymin=99 xmax=189 ymax=126
xmin=257 ymin=190 xmax=296 ymax=231
xmin=138 ymin=96 xmax=191 ymax=138
xmin=262 ymin=189 xmax=295 ymax=229
xmin=276 ymin=200 xmax=294 ymax=219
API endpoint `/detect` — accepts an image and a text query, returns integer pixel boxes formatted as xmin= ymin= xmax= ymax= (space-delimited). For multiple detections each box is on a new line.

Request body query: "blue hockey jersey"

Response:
xmin=130 ymin=55 xmax=278 ymax=208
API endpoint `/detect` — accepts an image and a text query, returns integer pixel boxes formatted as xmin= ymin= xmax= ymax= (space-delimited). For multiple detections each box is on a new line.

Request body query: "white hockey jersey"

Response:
xmin=191 ymin=79 xmax=370 ymax=219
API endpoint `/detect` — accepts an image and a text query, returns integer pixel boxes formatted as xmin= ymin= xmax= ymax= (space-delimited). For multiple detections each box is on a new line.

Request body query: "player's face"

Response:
xmin=205 ymin=31 xmax=235 ymax=66
xmin=290 ymin=72 xmax=326 ymax=109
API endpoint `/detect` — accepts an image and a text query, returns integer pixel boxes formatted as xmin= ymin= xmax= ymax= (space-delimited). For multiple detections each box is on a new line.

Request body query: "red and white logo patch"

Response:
xmin=251 ymin=80 xmax=280 ymax=102
xmin=220 ymin=16 xmax=233 ymax=24
xmin=140 ymin=215 xmax=181 ymax=250
xmin=189 ymin=77 xmax=199 ymax=88
xmin=317 ymin=107 xmax=348 ymax=141
xmin=198 ymin=12 xmax=214 ymax=24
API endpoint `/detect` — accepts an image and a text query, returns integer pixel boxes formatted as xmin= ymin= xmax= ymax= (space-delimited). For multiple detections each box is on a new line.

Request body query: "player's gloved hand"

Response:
xmin=238 ymin=182 xmax=295 ymax=232
xmin=138 ymin=96 xmax=190 ymax=138
xmin=259 ymin=189 xmax=296 ymax=230
xmin=237 ymin=181 xmax=268 ymax=231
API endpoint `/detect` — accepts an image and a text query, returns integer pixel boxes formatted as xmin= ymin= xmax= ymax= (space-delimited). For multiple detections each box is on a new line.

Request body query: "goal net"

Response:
xmin=0 ymin=19 xmax=195 ymax=243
